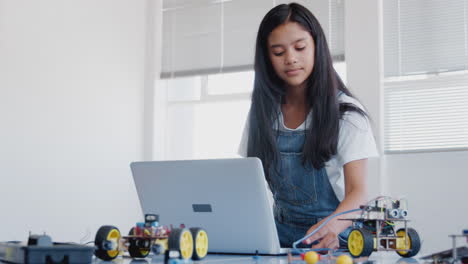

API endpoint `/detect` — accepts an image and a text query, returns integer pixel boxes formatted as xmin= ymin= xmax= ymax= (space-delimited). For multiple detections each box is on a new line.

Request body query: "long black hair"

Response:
xmin=247 ymin=3 xmax=367 ymax=178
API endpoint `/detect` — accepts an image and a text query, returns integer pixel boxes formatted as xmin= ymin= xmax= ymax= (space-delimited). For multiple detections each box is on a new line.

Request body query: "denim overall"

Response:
xmin=269 ymin=129 xmax=350 ymax=248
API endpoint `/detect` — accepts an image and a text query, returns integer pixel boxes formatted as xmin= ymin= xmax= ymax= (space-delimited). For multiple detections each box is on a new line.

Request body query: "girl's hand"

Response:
xmin=303 ymin=218 xmax=344 ymax=250
xmin=302 ymin=159 xmax=368 ymax=249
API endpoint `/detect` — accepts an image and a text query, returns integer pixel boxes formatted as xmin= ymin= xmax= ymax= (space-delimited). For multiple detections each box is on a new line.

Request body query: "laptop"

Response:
xmin=130 ymin=158 xmax=288 ymax=255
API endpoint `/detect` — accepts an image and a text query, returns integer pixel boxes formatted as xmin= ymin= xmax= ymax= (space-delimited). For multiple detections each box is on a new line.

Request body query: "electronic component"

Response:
xmin=0 ymin=234 xmax=93 ymax=264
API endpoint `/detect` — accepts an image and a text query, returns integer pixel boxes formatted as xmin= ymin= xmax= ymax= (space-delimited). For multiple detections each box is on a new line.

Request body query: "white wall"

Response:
xmin=345 ymin=0 xmax=384 ymax=202
xmin=0 ymin=0 xmax=152 ymax=242
xmin=345 ymin=0 xmax=468 ymax=256
xmin=386 ymin=151 xmax=468 ymax=255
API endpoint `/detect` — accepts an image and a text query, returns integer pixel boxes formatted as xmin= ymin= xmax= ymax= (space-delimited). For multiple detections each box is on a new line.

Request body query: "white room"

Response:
xmin=0 ymin=0 xmax=467 ymax=261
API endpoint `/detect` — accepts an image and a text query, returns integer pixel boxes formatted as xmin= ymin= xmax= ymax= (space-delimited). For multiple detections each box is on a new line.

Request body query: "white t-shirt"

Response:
xmin=238 ymin=93 xmax=379 ymax=201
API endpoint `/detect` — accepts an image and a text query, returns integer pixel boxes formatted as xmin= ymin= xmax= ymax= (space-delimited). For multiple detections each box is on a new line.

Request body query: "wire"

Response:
xmin=79 ymin=228 xmax=91 ymax=245
xmin=367 ymin=196 xmax=395 ymax=203
xmin=290 ymin=248 xmax=334 ymax=255
xmin=338 ymin=235 xmax=348 ymax=244
xmin=293 ymin=248 xmax=333 ymax=252
xmin=292 ymin=208 xmax=362 ymax=249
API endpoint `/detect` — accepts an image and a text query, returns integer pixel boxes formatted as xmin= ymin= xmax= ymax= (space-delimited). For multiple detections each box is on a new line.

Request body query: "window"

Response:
xmin=156 ymin=71 xmax=253 ymax=160
xmin=155 ymin=0 xmax=347 ymax=160
xmin=156 ymin=63 xmax=348 ymax=160
xmin=383 ymin=0 xmax=468 ymax=153
xmin=161 ymin=0 xmax=345 ymax=77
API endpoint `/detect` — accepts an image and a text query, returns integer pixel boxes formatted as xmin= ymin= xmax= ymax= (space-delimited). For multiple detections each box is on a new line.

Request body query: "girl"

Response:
xmin=238 ymin=3 xmax=378 ymax=249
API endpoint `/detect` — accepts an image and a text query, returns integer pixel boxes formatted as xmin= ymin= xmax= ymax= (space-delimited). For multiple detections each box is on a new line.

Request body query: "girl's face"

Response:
xmin=267 ymin=22 xmax=315 ymax=90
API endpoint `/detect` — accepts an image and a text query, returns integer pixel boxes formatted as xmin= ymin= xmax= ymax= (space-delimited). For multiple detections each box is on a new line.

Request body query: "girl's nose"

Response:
xmin=285 ymin=52 xmax=298 ymax=65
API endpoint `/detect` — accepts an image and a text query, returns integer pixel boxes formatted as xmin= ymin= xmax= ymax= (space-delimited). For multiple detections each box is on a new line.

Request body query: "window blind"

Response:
xmin=161 ymin=0 xmax=345 ymax=78
xmin=384 ymin=74 xmax=468 ymax=153
xmin=383 ymin=0 xmax=468 ymax=77
xmin=383 ymin=0 xmax=468 ymax=153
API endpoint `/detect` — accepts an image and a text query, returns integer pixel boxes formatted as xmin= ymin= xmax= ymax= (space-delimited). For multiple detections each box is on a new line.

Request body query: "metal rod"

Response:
xmin=452 ymin=235 xmax=457 ymax=263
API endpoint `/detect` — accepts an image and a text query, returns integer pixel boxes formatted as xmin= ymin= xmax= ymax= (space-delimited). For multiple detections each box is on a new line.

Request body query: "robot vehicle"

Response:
xmin=93 ymin=214 xmax=208 ymax=261
xmin=342 ymin=197 xmax=421 ymax=258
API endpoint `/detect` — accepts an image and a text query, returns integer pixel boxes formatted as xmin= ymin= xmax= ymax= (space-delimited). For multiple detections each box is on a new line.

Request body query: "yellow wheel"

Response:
xmin=128 ymin=227 xmax=150 ymax=258
xmin=94 ymin=225 xmax=121 ymax=260
xmin=168 ymin=228 xmax=193 ymax=260
xmin=347 ymin=228 xmax=373 ymax=257
xmin=396 ymin=228 xmax=421 ymax=258
xmin=190 ymin=228 xmax=208 ymax=260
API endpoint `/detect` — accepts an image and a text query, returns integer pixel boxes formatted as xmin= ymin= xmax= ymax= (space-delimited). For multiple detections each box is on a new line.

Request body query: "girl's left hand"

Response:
xmin=303 ymin=218 xmax=343 ymax=249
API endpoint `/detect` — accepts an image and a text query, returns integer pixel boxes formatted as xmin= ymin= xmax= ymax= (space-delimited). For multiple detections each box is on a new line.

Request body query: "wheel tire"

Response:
xmin=190 ymin=227 xmax=208 ymax=260
xmin=127 ymin=227 xmax=150 ymax=258
xmin=94 ymin=225 xmax=121 ymax=260
xmin=396 ymin=228 xmax=421 ymax=258
xmin=347 ymin=228 xmax=374 ymax=258
xmin=168 ymin=228 xmax=193 ymax=260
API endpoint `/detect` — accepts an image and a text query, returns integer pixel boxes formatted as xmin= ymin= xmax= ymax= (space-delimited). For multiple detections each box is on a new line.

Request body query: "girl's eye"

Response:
xmin=273 ymin=52 xmax=284 ymax=56
xmin=296 ymin=46 xmax=305 ymax=51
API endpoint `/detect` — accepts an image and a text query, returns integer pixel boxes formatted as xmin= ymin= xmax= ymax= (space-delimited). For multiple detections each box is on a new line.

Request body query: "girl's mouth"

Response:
xmin=285 ymin=68 xmax=302 ymax=76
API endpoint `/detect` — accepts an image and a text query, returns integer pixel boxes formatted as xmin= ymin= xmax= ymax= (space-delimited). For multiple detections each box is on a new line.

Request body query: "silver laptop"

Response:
xmin=130 ymin=158 xmax=288 ymax=255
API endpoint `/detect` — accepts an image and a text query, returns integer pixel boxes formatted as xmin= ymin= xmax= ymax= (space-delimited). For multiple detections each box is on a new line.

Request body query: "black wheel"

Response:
xmin=127 ymin=227 xmax=151 ymax=258
xmin=168 ymin=228 xmax=193 ymax=260
xmin=190 ymin=227 xmax=208 ymax=260
xmin=396 ymin=228 xmax=421 ymax=258
xmin=94 ymin=225 xmax=121 ymax=260
xmin=347 ymin=228 xmax=374 ymax=257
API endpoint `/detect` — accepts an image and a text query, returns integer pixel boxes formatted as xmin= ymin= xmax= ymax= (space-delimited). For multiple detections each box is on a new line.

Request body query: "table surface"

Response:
xmin=94 ymin=252 xmax=423 ymax=264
